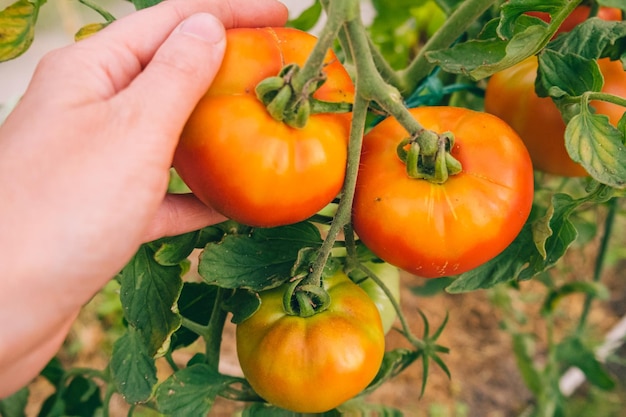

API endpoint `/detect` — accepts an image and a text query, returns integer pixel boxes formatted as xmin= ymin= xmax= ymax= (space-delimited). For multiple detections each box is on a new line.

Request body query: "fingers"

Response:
xmin=114 ymin=12 xmax=227 ymax=138
xmin=25 ymin=0 xmax=288 ymax=102
xmin=143 ymin=193 xmax=228 ymax=242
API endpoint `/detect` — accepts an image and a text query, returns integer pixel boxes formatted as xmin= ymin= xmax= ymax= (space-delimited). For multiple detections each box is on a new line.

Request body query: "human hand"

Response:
xmin=0 ymin=0 xmax=287 ymax=397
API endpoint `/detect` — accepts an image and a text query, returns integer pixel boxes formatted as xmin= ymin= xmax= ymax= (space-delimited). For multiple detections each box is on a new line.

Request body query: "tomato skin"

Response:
xmin=484 ymin=56 xmax=626 ymax=177
xmin=236 ymin=271 xmax=385 ymax=413
xmin=352 ymin=107 xmax=534 ymax=278
xmin=527 ymin=6 xmax=621 ymax=36
xmin=174 ymin=27 xmax=354 ymax=227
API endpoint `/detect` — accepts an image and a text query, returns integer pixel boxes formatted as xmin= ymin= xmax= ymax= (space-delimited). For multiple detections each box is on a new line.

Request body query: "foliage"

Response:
xmin=1 ymin=0 xmax=626 ymax=416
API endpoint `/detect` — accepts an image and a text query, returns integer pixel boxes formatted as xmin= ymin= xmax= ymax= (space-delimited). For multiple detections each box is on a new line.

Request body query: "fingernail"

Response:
xmin=178 ymin=13 xmax=225 ymax=43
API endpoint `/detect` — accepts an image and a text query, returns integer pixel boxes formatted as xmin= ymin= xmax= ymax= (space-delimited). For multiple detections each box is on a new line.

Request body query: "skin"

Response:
xmin=0 ymin=0 xmax=288 ymax=398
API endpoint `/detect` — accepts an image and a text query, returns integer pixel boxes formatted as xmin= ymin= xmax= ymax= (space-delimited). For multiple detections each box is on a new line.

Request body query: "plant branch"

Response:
xmin=306 ymin=95 xmax=370 ymax=287
xmin=400 ymin=0 xmax=497 ymax=93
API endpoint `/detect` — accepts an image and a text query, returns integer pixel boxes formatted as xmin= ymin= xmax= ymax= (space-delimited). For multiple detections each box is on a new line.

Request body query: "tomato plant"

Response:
xmin=353 ymin=106 xmax=534 ymax=278
xmin=485 ymin=24 xmax=626 ymax=177
xmin=235 ymin=270 xmax=385 ymax=413
xmin=173 ymin=27 xmax=354 ymax=227
xmin=3 ymin=0 xmax=626 ymax=416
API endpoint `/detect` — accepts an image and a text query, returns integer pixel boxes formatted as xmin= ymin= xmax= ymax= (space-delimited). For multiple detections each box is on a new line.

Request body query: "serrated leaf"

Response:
xmin=170 ymin=283 xmax=217 ymax=350
xmin=0 ymin=387 xmax=28 ymax=417
xmin=198 ymin=222 xmax=323 ymax=291
xmin=537 ymin=51 xmax=604 ymax=98
xmin=565 ymin=106 xmax=626 ymax=188
xmin=155 ymin=364 xmax=238 ymax=417
xmin=287 ymin=0 xmax=322 ymax=31
xmin=119 ymin=245 xmax=183 ymax=356
xmin=556 ymin=337 xmax=616 ymax=390
xmin=109 ymin=329 xmax=158 ymax=404
xmin=547 ymin=18 xmax=626 ymax=60
xmin=0 ymin=0 xmax=42 ymax=62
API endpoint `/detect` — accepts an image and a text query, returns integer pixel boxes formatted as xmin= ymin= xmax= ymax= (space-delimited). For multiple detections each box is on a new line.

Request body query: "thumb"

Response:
xmin=120 ymin=12 xmax=227 ymax=133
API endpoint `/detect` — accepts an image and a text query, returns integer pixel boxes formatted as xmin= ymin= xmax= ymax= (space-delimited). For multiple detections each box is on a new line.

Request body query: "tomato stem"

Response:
xmin=305 ymin=95 xmax=370 ymax=289
xmin=399 ymin=0 xmax=497 ymax=93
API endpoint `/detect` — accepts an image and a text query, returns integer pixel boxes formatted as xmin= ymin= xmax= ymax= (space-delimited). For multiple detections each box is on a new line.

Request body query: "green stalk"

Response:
xmin=399 ymin=0 xmax=497 ymax=93
xmin=78 ymin=0 xmax=116 ymax=22
xmin=290 ymin=0 xmax=359 ymax=93
xmin=305 ymin=95 xmax=370 ymax=287
xmin=576 ymin=197 xmax=618 ymax=334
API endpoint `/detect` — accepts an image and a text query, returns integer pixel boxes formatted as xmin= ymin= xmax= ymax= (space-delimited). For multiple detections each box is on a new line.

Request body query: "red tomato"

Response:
xmin=484 ymin=56 xmax=626 ymax=177
xmin=527 ymin=6 xmax=622 ymax=36
xmin=174 ymin=27 xmax=354 ymax=227
xmin=352 ymin=107 xmax=534 ymax=278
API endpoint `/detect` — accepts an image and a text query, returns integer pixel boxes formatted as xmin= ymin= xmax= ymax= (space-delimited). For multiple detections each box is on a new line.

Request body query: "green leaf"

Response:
xmin=39 ymin=357 xmax=64 ymax=386
xmin=109 ymin=329 xmax=158 ymax=404
xmin=170 ymin=282 xmax=217 ymax=350
xmin=426 ymin=22 xmax=548 ymax=80
xmin=556 ymin=337 xmax=616 ymax=390
xmin=119 ymin=245 xmax=183 ymax=356
xmin=498 ymin=0 xmax=567 ymax=40
xmin=520 ymin=194 xmax=580 ymax=279
xmin=130 ymin=0 xmax=161 ymax=10
xmin=222 ymin=289 xmax=261 ymax=324
xmin=536 ymin=51 xmax=604 ymax=98
xmin=362 ymin=348 xmax=421 ymax=395
xmin=410 ymin=277 xmax=455 ymax=297
xmin=150 ymin=231 xmax=200 ymax=266
xmin=547 ymin=18 xmax=626 ymax=61
xmin=39 ymin=376 xmax=102 ymax=417
xmin=0 ymin=0 xmax=43 ymax=62
xmin=565 ymin=105 xmax=626 ymax=188
xmin=286 ymin=0 xmax=322 ymax=31
xmin=155 ymin=364 xmax=239 ymax=417
xmin=198 ymin=222 xmax=323 ymax=292
xmin=0 ymin=387 xmax=28 ymax=417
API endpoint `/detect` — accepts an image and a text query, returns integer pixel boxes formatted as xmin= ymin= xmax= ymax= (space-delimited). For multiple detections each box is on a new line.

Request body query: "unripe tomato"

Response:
xmin=236 ymin=271 xmax=385 ymax=413
xmin=174 ymin=27 xmax=354 ymax=227
xmin=484 ymin=56 xmax=626 ymax=177
xmin=351 ymin=261 xmax=401 ymax=334
xmin=352 ymin=107 xmax=534 ymax=278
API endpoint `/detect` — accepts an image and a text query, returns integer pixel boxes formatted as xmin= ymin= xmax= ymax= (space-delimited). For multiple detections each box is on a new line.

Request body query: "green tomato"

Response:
xmin=351 ymin=261 xmax=401 ymax=334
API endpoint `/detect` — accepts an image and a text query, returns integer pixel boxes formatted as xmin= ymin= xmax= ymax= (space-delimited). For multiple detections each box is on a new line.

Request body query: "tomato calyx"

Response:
xmin=397 ymin=129 xmax=462 ymax=183
xmin=282 ymin=277 xmax=331 ymax=318
xmin=255 ymin=64 xmax=351 ymax=128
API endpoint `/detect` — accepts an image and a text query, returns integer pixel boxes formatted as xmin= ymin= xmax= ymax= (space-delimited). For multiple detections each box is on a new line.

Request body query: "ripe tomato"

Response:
xmin=236 ymin=271 xmax=385 ymax=413
xmin=174 ymin=27 xmax=354 ymax=227
xmin=527 ymin=6 xmax=621 ymax=36
xmin=352 ymin=107 xmax=534 ymax=278
xmin=484 ymin=56 xmax=626 ymax=177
